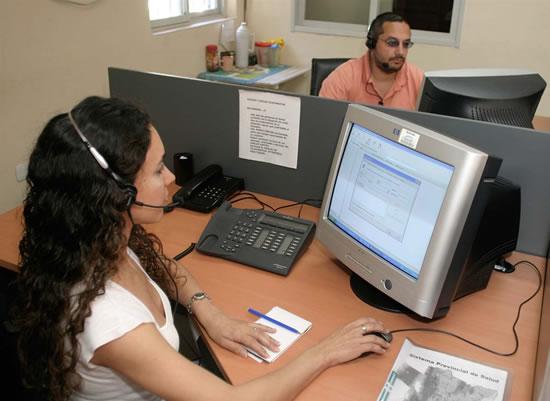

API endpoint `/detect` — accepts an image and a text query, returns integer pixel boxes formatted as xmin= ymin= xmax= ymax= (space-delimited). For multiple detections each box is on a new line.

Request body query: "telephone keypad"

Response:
xmin=220 ymin=219 xmax=304 ymax=257
xmin=198 ymin=186 xmax=224 ymax=200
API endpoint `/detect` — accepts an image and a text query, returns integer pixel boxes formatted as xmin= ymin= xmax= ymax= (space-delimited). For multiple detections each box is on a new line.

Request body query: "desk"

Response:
xmin=197 ymin=65 xmax=310 ymax=89
xmin=533 ymin=115 xmax=550 ymax=133
xmin=0 ymin=193 xmax=544 ymax=401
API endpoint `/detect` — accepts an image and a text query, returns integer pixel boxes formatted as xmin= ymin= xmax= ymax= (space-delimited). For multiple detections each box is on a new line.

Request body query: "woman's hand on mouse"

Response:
xmin=305 ymin=317 xmax=391 ymax=368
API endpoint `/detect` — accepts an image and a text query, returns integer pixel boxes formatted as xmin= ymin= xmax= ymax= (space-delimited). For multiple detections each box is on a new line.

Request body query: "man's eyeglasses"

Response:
xmin=383 ymin=38 xmax=414 ymax=49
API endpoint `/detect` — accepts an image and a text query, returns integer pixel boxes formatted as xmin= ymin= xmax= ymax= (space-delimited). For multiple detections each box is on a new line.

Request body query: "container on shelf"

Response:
xmin=255 ymin=42 xmax=281 ymax=67
xmin=205 ymin=44 xmax=219 ymax=72
xmin=255 ymin=41 xmax=271 ymax=67
xmin=235 ymin=22 xmax=253 ymax=68
xmin=220 ymin=50 xmax=235 ymax=72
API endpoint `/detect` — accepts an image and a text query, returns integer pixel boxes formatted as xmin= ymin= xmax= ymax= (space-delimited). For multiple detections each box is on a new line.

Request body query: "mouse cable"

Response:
xmin=390 ymin=258 xmax=544 ymax=357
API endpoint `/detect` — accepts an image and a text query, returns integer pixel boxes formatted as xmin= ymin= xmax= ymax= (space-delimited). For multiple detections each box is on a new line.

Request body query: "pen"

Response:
xmin=247 ymin=307 xmax=300 ymax=334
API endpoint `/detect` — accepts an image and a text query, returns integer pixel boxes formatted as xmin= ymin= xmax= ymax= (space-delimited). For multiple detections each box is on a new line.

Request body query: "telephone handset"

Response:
xmin=173 ymin=164 xmax=244 ymax=213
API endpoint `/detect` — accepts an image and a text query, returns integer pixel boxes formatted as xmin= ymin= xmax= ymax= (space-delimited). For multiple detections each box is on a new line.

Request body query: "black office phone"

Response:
xmin=173 ymin=164 xmax=244 ymax=213
xmin=196 ymin=202 xmax=316 ymax=275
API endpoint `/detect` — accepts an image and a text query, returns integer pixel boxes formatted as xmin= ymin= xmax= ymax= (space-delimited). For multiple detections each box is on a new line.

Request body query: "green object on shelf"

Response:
xmin=198 ymin=65 xmax=289 ymax=84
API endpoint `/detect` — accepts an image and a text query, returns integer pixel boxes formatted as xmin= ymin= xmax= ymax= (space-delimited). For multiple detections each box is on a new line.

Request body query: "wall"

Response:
xmin=2 ymin=0 xmax=550 ymax=213
xmin=0 ymin=0 xmax=239 ymax=213
xmin=245 ymin=0 xmax=550 ymax=118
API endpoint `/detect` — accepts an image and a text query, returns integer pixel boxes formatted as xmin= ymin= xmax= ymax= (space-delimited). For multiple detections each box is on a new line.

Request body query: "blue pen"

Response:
xmin=247 ymin=307 xmax=300 ymax=334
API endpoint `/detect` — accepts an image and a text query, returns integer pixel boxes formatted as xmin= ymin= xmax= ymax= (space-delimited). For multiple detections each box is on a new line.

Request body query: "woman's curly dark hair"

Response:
xmin=11 ymin=96 xmax=179 ymax=401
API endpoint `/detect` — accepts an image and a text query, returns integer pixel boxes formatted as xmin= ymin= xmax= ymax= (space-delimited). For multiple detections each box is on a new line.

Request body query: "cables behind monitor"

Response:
xmin=227 ymin=190 xmax=321 ymax=218
xmin=390 ymin=254 xmax=546 ymax=357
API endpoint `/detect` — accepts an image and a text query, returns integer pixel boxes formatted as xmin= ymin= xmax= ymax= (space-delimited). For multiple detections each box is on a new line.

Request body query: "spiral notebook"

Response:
xmin=247 ymin=306 xmax=312 ymax=363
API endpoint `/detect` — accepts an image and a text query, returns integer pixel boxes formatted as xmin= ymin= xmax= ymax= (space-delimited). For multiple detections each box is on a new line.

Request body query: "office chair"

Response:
xmin=310 ymin=58 xmax=350 ymax=96
xmin=0 ymin=268 xmax=41 ymax=401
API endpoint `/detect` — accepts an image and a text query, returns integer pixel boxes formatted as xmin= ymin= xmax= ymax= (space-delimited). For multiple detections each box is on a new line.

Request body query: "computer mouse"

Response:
xmin=367 ymin=331 xmax=393 ymax=343
xmin=357 ymin=331 xmax=393 ymax=359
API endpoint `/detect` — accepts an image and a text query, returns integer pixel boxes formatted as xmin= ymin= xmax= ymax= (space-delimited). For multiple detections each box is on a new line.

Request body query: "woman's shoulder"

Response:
xmin=77 ymin=282 xmax=155 ymax=362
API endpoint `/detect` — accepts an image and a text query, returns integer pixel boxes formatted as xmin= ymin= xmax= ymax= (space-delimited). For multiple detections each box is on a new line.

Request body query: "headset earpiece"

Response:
xmin=366 ymin=17 xmax=377 ymax=49
xmin=118 ymin=181 xmax=138 ymax=210
xmin=366 ymin=33 xmax=376 ymax=49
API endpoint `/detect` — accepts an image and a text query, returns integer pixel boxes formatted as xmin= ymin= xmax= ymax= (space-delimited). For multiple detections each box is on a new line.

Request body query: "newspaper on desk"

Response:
xmin=377 ymin=339 xmax=510 ymax=401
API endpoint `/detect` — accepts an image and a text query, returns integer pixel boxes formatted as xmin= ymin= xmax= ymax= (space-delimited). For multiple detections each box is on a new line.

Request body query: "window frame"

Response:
xmin=149 ymin=0 xmax=225 ymax=31
xmin=292 ymin=0 xmax=465 ymax=48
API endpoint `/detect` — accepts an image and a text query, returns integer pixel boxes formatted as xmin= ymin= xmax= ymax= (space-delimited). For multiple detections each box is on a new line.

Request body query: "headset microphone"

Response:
xmin=134 ymin=200 xmax=181 ymax=212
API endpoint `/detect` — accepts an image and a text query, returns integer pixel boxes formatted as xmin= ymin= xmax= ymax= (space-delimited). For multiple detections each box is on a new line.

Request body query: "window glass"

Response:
xmin=294 ymin=0 xmax=463 ymax=47
xmin=148 ymin=0 xmax=184 ymax=21
xmin=189 ymin=0 xmax=218 ymax=13
xmin=381 ymin=0 xmax=454 ymax=34
xmin=305 ymin=0 xmax=370 ymax=25
xmin=148 ymin=0 xmax=222 ymax=29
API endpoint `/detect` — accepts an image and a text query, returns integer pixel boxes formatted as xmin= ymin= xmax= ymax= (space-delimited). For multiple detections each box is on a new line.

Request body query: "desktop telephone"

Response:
xmin=196 ymin=202 xmax=316 ymax=275
xmin=172 ymin=164 xmax=244 ymax=213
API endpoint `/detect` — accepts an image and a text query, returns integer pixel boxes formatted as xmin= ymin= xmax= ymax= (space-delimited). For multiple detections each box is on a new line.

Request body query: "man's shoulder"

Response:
xmin=330 ymin=55 xmax=367 ymax=78
xmin=319 ymin=54 xmax=368 ymax=98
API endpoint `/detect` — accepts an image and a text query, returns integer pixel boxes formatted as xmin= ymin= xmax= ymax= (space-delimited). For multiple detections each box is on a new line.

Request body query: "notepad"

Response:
xmin=247 ymin=306 xmax=312 ymax=363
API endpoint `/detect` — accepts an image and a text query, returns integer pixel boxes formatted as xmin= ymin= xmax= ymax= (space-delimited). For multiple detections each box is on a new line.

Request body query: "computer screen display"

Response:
xmin=317 ymin=104 xmax=506 ymax=319
xmin=417 ymin=68 xmax=546 ymax=128
xmin=328 ymin=123 xmax=454 ymax=280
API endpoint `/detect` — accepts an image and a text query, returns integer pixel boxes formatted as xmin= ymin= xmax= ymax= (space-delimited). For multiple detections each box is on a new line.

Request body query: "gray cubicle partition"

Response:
xmin=108 ymin=67 xmax=550 ymax=257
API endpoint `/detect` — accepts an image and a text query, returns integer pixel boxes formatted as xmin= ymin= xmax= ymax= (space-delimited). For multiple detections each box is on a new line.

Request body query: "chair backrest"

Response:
xmin=310 ymin=58 xmax=350 ymax=96
xmin=1 ymin=268 xmax=41 ymax=401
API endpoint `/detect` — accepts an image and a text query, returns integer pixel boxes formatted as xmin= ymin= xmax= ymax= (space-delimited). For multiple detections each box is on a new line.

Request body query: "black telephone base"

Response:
xmin=173 ymin=176 xmax=244 ymax=213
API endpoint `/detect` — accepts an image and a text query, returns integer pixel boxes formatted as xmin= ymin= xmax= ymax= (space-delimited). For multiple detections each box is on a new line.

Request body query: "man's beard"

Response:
xmin=378 ymin=56 xmax=405 ymax=73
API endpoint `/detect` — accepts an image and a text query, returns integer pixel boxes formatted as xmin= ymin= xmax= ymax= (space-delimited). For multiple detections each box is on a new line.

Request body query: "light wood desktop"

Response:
xmin=0 ymin=193 xmax=545 ymax=401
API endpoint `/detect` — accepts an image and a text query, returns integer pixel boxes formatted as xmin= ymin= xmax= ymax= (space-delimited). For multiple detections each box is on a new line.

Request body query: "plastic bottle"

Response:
xmin=235 ymin=22 xmax=250 ymax=68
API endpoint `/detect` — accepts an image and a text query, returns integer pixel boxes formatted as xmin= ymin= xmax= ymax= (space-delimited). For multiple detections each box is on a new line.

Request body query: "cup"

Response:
xmin=268 ymin=47 xmax=281 ymax=67
xmin=255 ymin=42 xmax=281 ymax=67
xmin=255 ymin=41 xmax=271 ymax=67
xmin=220 ymin=51 xmax=235 ymax=72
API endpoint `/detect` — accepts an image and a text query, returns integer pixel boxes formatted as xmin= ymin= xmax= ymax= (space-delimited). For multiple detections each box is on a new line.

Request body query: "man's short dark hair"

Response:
xmin=366 ymin=12 xmax=408 ymax=49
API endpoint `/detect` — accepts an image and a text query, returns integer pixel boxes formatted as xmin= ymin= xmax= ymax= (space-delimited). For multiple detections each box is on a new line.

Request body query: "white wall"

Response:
xmin=246 ymin=0 xmax=550 ymax=117
xmin=0 ymin=0 xmax=239 ymax=213
xmin=1 ymin=0 xmax=549 ymax=213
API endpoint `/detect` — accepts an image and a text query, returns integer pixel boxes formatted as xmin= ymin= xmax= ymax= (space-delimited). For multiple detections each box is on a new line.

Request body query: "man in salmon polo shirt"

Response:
xmin=319 ymin=12 xmax=424 ymax=110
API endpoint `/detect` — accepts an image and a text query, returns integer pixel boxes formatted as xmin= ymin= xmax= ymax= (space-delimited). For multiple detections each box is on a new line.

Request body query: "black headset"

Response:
xmin=365 ymin=22 xmax=378 ymax=49
xmin=67 ymin=111 xmax=179 ymax=211
xmin=365 ymin=12 xmax=405 ymax=49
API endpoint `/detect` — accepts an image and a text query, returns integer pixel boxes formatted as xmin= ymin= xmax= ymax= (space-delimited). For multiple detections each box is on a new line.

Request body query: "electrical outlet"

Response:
xmin=15 ymin=162 xmax=28 ymax=182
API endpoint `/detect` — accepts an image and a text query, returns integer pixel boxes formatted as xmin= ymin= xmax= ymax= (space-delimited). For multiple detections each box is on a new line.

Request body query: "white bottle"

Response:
xmin=235 ymin=22 xmax=250 ymax=69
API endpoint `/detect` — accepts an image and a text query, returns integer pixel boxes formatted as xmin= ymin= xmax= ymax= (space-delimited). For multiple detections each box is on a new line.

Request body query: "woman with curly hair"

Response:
xmin=12 ymin=96 xmax=390 ymax=401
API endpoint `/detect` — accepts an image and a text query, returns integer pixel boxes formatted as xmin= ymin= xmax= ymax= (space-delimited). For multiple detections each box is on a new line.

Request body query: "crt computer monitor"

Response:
xmin=417 ymin=68 xmax=546 ymax=128
xmin=316 ymin=104 xmax=513 ymax=320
